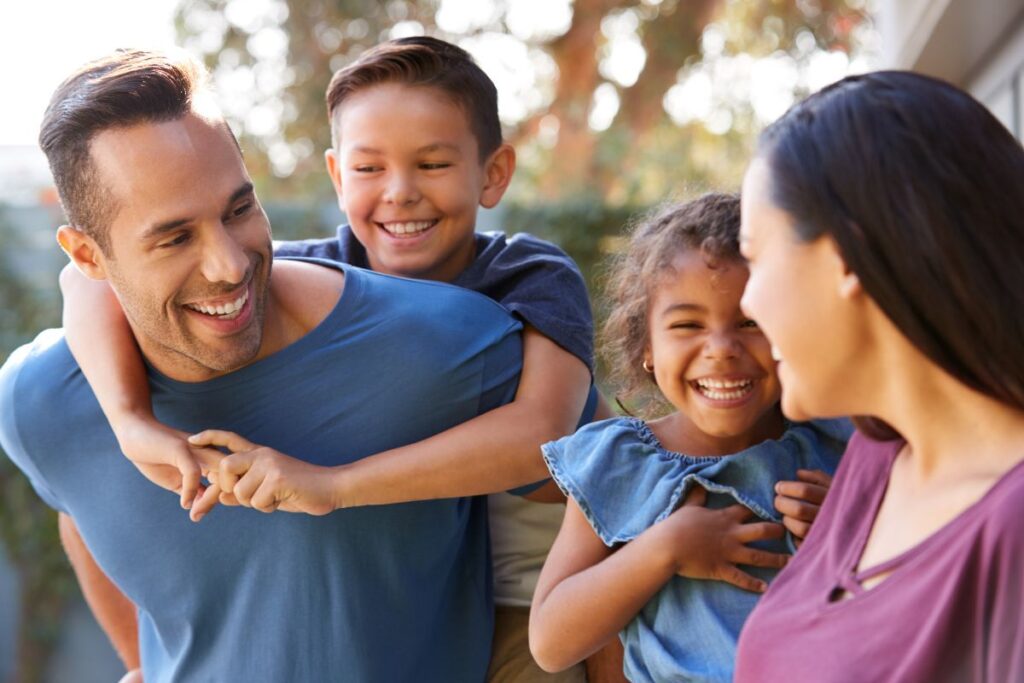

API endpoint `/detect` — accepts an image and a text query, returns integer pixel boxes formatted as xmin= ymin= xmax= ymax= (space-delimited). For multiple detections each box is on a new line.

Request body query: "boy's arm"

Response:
xmin=191 ymin=326 xmax=591 ymax=516
xmin=528 ymin=489 xmax=788 ymax=672
xmin=60 ymin=265 xmax=204 ymax=508
xmin=58 ymin=513 xmax=139 ymax=671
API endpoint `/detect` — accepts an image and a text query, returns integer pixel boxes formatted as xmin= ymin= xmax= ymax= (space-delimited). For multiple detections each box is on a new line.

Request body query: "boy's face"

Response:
xmin=326 ymin=83 xmax=513 ymax=282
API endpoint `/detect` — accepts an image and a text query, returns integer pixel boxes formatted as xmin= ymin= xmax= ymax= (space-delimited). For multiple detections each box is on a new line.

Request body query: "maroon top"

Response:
xmin=735 ymin=431 xmax=1024 ymax=682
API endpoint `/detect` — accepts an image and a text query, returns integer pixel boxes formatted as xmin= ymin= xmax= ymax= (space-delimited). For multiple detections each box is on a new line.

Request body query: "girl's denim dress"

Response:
xmin=541 ymin=417 xmax=851 ymax=683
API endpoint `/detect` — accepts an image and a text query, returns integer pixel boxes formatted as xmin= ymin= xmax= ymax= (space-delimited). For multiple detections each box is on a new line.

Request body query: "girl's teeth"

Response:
xmin=694 ymin=379 xmax=754 ymax=401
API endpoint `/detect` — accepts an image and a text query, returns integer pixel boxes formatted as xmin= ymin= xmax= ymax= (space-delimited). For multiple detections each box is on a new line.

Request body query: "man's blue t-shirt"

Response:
xmin=0 ymin=263 xmax=522 ymax=682
xmin=276 ymin=225 xmax=594 ymax=371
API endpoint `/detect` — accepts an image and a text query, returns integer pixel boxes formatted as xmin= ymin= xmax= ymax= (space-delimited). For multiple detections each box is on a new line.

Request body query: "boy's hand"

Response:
xmin=112 ymin=416 xmax=220 ymax=510
xmin=774 ymin=469 xmax=833 ymax=547
xmin=187 ymin=430 xmax=340 ymax=521
xmin=658 ymin=486 xmax=788 ymax=593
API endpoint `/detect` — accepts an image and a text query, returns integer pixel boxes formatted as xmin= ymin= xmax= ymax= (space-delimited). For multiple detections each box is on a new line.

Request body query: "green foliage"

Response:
xmin=0 ymin=204 xmax=73 ymax=683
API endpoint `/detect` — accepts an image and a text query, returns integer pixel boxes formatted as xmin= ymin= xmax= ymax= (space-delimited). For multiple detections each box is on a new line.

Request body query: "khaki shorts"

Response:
xmin=487 ymin=605 xmax=587 ymax=683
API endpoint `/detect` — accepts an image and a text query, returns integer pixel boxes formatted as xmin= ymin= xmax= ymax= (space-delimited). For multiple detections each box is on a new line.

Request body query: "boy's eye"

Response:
xmin=354 ymin=165 xmax=381 ymax=173
xmin=420 ymin=162 xmax=451 ymax=170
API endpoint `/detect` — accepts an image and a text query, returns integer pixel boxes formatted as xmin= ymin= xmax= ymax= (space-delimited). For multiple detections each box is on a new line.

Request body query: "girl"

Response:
xmin=529 ymin=193 xmax=850 ymax=682
xmin=734 ymin=72 xmax=1024 ymax=681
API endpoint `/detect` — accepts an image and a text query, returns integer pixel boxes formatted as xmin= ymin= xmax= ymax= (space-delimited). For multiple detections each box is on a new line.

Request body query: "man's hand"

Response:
xmin=112 ymin=415 xmax=222 ymax=510
xmin=657 ymin=486 xmax=788 ymax=593
xmin=774 ymin=469 xmax=833 ymax=547
xmin=187 ymin=430 xmax=340 ymax=520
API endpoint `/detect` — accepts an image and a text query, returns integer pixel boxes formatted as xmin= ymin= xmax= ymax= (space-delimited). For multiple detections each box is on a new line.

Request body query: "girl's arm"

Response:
xmin=60 ymin=265 xmax=204 ymax=508
xmin=529 ymin=488 xmax=790 ymax=672
xmin=189 ymin=326 xmax=592 ymax=517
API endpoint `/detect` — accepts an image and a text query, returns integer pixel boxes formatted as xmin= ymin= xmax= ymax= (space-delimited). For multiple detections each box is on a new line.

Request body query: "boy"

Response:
xmin=62 ymin=38 xmax=622 ymax=681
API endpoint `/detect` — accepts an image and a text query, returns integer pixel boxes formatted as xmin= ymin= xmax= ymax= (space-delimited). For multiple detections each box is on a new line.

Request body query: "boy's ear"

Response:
xmin=324 ymin=148 xmax=344 ymax=203
xmin=56 ymin=225 xmax=108 ymax=280
xmin=479 ymin=143 xmax=516 ymax=209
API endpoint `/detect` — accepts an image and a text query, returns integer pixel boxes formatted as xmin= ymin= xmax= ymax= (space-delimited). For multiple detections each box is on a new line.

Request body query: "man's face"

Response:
xmin=89 ymin=112 xmax=273 ymax=381
xmin=327 ymin=83 xmax=502 ymax=283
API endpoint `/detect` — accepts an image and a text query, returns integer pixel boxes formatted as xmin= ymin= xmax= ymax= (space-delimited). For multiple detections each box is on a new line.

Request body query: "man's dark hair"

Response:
xmin=759 ymin=70 xmax=1024 ymax=439
xmin=326 ymin=36 xmax=502 ymax=161
xmin=39 ymin=49 xmax=208 ymax=252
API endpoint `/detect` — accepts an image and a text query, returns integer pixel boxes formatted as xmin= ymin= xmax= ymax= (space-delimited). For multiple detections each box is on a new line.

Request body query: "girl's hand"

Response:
xmin=186 ymin=430 xmax=341 ymax=521
xmin=658 ymin=486 xmax=788 ymax=593
xmin=112 ymin=415 xmax=220 ymax=510
xmin=774 ymin=469 xmax=833 ymax=546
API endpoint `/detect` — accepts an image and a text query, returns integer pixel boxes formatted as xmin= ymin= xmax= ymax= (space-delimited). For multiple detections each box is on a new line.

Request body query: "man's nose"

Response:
xmin=382 ymin=170 xmax=421 ymax=206
xmin=200 ymin=223 xmax=249 ymax=285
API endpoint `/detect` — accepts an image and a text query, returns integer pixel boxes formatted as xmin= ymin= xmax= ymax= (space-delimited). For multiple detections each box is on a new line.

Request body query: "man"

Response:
xmin=0 ymin=49 xmax=522 ymax=681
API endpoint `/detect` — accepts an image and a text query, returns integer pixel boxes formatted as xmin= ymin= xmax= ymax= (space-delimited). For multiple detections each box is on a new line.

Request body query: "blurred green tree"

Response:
xmin=0 ymin=204 xmax=74 ymax=683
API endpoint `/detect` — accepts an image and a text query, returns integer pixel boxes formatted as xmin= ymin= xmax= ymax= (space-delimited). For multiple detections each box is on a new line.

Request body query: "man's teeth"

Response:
xmin=381 ymin=220 xmax=434 ymax=235
xmin=187 ymin=289 xmax=249 ymax=319
xmin=694 ymin=378 xmax=754 ymax=401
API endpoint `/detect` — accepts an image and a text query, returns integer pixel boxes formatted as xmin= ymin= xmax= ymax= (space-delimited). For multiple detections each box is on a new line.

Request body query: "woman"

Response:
xmin=734 ymin=71 xmax=1024 ymax=682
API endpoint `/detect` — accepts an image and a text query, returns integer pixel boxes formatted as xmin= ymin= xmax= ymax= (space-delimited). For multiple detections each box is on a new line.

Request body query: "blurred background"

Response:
xmin=0 ymin=0 xmax=1021 ymax=680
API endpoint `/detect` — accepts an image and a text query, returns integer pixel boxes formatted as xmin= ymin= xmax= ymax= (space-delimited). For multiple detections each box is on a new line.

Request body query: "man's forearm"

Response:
xmin=58 ymin=513 xmax=140 ymax=670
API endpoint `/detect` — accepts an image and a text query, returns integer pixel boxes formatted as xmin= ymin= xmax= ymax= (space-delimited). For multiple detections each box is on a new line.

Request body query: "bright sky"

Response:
xmin=0 ymin=0 xmax=181 ymax=146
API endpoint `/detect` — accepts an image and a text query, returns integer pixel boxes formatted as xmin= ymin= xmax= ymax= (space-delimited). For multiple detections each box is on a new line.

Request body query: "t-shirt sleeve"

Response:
xmin=0 ymin=341 xmax=67 ymax=513
xmin=469 ymin=233 xmax=594 ymax=372
xmin=984 ymin=480 xmax=1024 ymax=682
xmin=273 ymin=236 xmax=343 ymax=262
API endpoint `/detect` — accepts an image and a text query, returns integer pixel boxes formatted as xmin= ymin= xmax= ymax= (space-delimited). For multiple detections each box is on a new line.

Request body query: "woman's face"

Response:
xmin=738 ymin=157 xmax=867 ymax=421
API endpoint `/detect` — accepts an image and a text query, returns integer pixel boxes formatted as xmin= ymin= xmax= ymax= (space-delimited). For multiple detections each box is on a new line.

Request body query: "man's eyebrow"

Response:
xmin=140 ymin=182 xmax=255 ymax=242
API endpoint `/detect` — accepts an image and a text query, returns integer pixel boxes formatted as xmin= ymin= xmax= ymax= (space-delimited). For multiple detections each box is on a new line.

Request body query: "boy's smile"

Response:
xmin=327 ymin=82 xmax=514 ymax=282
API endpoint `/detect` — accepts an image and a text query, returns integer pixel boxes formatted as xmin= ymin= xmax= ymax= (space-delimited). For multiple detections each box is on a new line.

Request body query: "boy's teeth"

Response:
xmin=187 ymin=289 xmax=249 ymax=319
xmin=382 ymin=220 xmax=434 ymax=235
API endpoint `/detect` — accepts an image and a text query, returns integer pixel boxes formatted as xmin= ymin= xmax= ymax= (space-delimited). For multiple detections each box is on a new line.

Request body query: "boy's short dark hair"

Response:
xmin=326 ymin=37 xmax=502 ymax=161
xmin=39 ymin=49 xmax=208 ymax=253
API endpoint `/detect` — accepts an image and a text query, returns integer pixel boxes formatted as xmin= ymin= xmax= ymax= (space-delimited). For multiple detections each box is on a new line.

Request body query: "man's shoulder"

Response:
xmin=476 ymin=231 xmax=577 ymax=265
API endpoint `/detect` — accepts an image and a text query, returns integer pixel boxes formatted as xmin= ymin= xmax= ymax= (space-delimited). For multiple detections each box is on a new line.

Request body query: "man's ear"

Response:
xmin=57 ymin=226 xmax=108 ymax=280
xmin=479 ymin=143 xmax=516 ymax=209
xmin=324 ymin=148 xmax=344 ymax=205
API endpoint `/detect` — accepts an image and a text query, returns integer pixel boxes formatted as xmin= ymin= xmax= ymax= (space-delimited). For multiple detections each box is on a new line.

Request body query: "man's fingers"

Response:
xmin=230 ymin=470 xmax=262 ymax=508
xmin=718 ymin=566 xmax=768 ymax=594
xmin=218 ymin=490 xmax=240 ymax=507
xmin=178 ymin=458 xmax=201 ymax=510
xmin=774 ymin=480 xmax=828 ymax=505
xmin=190 ymin=483 xmax=221 ymax=522
xmin=216 ymin=452 xmax=257 ymax=494
xmin=682 ymin=485 xmax=707 ymax=507
xmin=187 ymin=429 xmax=257 ymax=453
xmin=773 ymin=495 xmax=820 ymax=522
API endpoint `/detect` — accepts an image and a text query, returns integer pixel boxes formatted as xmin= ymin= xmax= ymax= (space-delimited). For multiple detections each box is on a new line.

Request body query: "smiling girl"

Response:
xmin=528 ymin=194 xmax=850 ymax=682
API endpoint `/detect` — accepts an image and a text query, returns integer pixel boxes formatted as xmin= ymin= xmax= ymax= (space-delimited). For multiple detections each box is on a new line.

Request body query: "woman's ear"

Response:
xmin=826 ymin=235 xmax=862 ymax=300
xmin=56 ymin=226 xmax=108 ymax=280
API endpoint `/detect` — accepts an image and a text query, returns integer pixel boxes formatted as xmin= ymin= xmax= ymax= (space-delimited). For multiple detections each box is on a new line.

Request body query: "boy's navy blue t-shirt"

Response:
xmin=276 ymin=225 xmax=595 ymax=372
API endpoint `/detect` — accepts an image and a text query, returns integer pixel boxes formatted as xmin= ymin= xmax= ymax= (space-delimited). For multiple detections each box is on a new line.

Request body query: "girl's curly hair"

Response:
xmin=600 ymin=193 xmax=743 ymax=415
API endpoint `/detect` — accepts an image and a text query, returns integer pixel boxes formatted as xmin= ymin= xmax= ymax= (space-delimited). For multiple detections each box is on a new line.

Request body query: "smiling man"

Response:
xmin=0 ymin=49 xmax=523 ymax=681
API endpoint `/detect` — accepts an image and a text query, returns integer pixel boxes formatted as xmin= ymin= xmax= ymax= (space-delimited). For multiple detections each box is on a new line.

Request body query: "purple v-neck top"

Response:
xmin=735 ymin=431 xmax=1024 ymax=682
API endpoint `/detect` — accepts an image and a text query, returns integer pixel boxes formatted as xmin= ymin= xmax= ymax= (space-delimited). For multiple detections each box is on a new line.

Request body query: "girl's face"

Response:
xmin=739 ymin=158 xmax=866 ymax=421
xmin=644 ymin=249 xmax=781 ymax=443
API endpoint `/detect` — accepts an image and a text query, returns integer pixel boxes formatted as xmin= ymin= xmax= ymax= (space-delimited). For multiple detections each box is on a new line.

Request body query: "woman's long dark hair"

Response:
xmin=758 ymin=71 xmax=1024 ymax=439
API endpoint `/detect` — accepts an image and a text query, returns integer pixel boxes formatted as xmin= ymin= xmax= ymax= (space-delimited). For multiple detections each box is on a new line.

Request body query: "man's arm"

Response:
xmin=189 ymin=326 xmax=592 ymax=515
xmin=58 ymin=513 xmax=139 ymax=670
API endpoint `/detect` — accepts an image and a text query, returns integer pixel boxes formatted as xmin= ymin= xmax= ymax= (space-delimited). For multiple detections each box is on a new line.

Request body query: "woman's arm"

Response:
xmin=60 ymin=265 xmax=205 ymax=508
